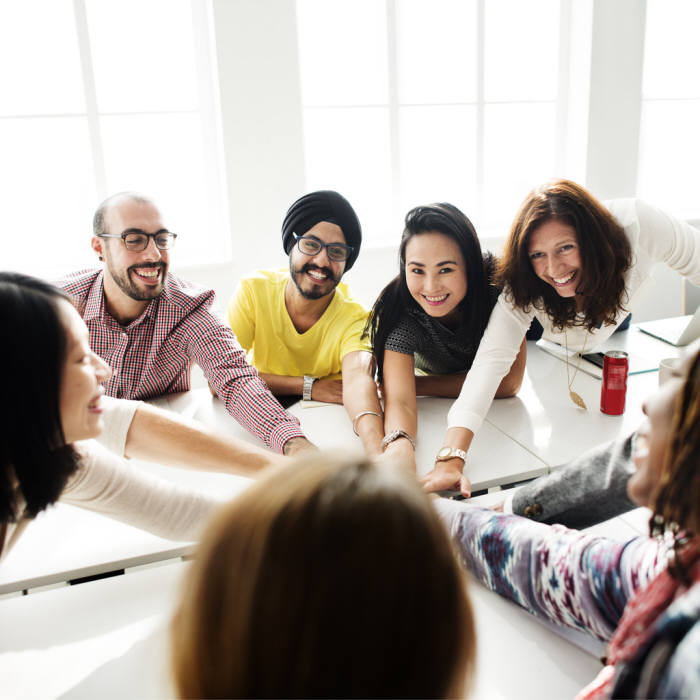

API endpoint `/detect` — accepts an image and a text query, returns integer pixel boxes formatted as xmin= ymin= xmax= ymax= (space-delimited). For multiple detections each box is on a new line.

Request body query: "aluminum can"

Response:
xmin=600 ymin=350 xmax=629 ymax=415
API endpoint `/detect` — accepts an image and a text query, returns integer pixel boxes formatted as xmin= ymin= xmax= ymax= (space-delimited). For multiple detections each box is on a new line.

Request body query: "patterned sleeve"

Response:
xmin=181 ymin=302 xmax=305 ymax=453
xmin=434 ymin=499 xmax=664 ymax=642
xmin=384 ymin=314 xmax=420 ymax=356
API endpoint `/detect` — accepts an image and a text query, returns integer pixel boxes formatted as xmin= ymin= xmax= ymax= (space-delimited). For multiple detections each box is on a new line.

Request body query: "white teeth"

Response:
xmin=136 ymin=269 xmax=159 ymax=278
xmin=553 ymin=272 xmax=575 ymax=284
xmin=307 ymin=270 xmax=326 ymax=280
xmin=424 ymin=294 xmax=447 ymax=302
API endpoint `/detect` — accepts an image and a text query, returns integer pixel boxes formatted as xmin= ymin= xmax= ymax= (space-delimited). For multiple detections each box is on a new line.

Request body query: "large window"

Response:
xmin=638 ymin=0 xmax=700 ymax=220
xmin=296 ymin=0 xmax=582 ymax=244
xmin=0 ymin=0 xmax=229 ymax=275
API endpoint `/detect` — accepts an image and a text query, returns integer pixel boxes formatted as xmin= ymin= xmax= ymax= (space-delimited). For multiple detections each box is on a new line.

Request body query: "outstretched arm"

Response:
xmin=123 ymin=402 xmax=286 ymax=476
xmin=380 ymin=349 xmax=418 ymax=471
xmin=342 ymin=350 xmax=384 ymax=457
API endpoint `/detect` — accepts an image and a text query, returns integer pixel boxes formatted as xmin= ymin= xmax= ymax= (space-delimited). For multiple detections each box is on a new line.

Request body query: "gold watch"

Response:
xmin=435 ymin=446 xmax=468 ymax=464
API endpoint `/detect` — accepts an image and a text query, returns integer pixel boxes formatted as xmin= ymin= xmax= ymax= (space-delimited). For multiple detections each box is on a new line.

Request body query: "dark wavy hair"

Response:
xmin=0 ymin=272 xmax=81 ymax=523
xmin=365 ymin=203 xmax=494 ymax=382
xmin=651 ymin=346 xmax=700 ymax=539
xmin=495 ymin=179 xmax=633 ymax=331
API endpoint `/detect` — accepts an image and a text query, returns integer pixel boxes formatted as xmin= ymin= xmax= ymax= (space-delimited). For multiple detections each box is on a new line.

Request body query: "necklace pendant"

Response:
xmin=569 ymin=390 xmax=587 ymax=410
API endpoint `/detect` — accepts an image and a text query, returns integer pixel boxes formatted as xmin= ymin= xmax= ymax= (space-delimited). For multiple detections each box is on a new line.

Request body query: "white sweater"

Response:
xmin=447 ymin=199 xmax=700 ymax=434
xmin=2 ymin=398 xmax=219 ymax=560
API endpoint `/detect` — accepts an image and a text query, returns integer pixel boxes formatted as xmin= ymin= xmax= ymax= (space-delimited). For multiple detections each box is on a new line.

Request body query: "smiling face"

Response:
xmin=627 ymin=343 xmax=700 ymax=507
xmin=58 ymin=300 xmax=112 ymax=444
xmin=527 ymin=219 xmax=582 ymax=299
xmin=288 ymin=221 xmax=346 ymax=300
xmin=93 ymin=197 xmax=171 ymax=310
xmin=404 ymin=232 xmax=468 ymax=324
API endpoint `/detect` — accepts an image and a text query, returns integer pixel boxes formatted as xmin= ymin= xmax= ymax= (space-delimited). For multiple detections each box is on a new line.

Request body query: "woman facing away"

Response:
xmin=422 ymin=178 xmax=700 ymax=496
xmin=436 ymin=339 xmax=700 ymax=698
xmin=0 ymin=272 xmax=228 ymax=559
xmin=171 ymin=453 xmax=476 ymax=699
xmin=365 ymin=203 xmax=526 ymax=476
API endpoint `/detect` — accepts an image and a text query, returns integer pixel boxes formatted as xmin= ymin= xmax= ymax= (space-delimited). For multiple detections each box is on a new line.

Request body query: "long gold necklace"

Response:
xmin=564 ymin=330 xmax=588 ymax=409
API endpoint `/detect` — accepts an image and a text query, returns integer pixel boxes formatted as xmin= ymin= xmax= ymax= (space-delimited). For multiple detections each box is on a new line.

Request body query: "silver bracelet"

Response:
xmin=302 ymin=375 xmax=317 ymax=402
xmin=352 ymin=410 xmax=382 ymax=436
xmin=381 ymin=429 xmax=416 ymax=451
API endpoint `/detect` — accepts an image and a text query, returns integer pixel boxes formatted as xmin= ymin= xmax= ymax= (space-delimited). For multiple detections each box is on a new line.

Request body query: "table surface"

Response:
xmin=0 ymin=324 xmax=672 ymax=697
xmin=0 ymin=326 xmax=675 ymax=595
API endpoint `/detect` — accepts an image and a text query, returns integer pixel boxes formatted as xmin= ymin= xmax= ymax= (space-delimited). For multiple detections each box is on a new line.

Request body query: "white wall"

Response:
xmin=185 ymin=0 xmax=688 ymax=319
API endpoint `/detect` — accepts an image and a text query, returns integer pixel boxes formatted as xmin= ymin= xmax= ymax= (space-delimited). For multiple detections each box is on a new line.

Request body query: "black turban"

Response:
xmin=282 ymin=190 xmax=362 ymax=271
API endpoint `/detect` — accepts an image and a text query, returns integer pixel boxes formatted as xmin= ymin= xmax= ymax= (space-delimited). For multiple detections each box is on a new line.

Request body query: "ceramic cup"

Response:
xmin=658 ymin=357 xmax=680 ymax=386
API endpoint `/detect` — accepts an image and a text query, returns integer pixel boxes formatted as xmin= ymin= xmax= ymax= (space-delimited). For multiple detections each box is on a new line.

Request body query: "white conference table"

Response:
xmin=0 ymin=553 xmax=606 ymax=700
xmin=0 ymin=325 xmax=674 ymax=595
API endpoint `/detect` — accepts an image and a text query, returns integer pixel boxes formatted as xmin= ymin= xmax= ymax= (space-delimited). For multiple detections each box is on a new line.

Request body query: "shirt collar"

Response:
xmin=83 ymin=270 xmax=159 ymax=329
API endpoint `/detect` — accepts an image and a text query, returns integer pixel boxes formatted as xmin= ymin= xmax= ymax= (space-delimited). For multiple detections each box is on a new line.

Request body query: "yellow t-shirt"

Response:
xmin=227 ymin=269 xmax=371 ymax=380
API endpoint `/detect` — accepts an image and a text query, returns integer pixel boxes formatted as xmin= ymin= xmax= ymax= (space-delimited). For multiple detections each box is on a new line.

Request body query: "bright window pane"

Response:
xmin=86 ymin=0 xmax=199 ymax=112
xmin=296 ymin=0 xmax=389 ymax=106
xmin=0 ymin=0 xmax=85 ymax=115
xmin=482 ymin=103 xmax=557 ymax=229
xmin=638 ymin=101 xmax=700 ymax=219
xmin=643 ymin=0 xmax=700 ymax=99
xmin=399 ymin=105 xmax=477 ymax=218
xmin=101 ymin=113 xmax=229 ymax=264
xmin=303 ymin=107 xmax=392 ymax=242
xmin=0 ymin=118 xmax=97 ymax=271
xmin=396 ymin=0 xmax=477 ymax=105
xmin=484 ymin=0 xmax=559 ymax=102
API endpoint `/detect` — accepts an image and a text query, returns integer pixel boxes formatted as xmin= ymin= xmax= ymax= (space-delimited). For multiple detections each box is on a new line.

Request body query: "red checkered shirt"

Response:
xmin=60 ymin=269 xmax=305 ymax=453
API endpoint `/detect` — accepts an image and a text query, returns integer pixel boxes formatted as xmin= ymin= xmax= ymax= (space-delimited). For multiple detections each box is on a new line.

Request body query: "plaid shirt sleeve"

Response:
xmin=181 ymin=303 xmax=305 ymax=453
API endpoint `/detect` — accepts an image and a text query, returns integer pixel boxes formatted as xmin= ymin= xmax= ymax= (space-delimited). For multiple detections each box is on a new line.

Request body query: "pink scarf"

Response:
xmin=576 ymin=537 xmax=700 ymax=700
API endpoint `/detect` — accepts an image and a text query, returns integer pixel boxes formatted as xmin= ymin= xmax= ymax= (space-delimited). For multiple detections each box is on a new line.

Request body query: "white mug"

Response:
xmin=658 ymin=357 xmax=680 ymax=386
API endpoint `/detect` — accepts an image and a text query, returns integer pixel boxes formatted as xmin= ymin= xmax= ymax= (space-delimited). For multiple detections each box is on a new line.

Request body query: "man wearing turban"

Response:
xmin=227 ymin=191 xmax=384 ymax=456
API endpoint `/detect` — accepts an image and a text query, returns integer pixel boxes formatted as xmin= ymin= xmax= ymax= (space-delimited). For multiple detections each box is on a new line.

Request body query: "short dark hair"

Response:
xmin=93 ymin=191 xmax=154 ymax=237
xmin=496 ymin=179 xmax=633 ymax=331
xmin=172 ymin=454 xmax=476 ymax=698
xmin=365 ymin=202 xmax=494 ymax=382
xmin=0 ymin=272 xmax=81 ymax=523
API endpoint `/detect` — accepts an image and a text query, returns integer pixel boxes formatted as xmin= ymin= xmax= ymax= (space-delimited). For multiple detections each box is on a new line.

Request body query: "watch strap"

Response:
xmin=381 ymin=429 xmax=416 ymax=451
xmin=302 ymin=375 xmax=317 ymax=402
xmin=435 ymin=446 xmax=468 ymax=464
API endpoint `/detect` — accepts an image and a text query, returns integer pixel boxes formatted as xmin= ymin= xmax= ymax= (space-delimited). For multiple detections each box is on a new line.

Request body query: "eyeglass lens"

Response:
xmin=297 ymin=237 xmax=349 ymax=262
xmin=124 ymin=232 xmax=176 ymax=251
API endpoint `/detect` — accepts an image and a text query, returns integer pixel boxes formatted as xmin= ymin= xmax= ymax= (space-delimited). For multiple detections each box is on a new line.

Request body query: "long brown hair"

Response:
xmin=651 ymin=347 xmax=700 ymax=537
xmin=496 ymin=179 xmax=632 ymax=331
xmin=171 ymin=454 xmax=476 ymax=699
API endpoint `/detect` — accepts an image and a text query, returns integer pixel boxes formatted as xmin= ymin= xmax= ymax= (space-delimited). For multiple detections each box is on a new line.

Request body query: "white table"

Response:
xmin=0 ymin=554 xmax=606 ymax=700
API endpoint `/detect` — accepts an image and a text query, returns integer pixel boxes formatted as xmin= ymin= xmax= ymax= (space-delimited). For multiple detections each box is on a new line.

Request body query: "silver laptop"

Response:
xmin=637 ymin=306 xmax=700 ymax=347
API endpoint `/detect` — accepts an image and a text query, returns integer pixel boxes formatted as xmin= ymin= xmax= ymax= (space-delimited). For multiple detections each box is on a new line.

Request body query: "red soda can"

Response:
xmin=600 ymin=350 xmax=629 ymax=415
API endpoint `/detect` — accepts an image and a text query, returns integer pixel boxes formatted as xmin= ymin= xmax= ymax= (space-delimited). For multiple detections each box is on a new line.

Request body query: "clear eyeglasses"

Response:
xmin=97 ymin=231 xmax=177 ymax=251
xmin=293 ymin=233 xmax=353 ymax=262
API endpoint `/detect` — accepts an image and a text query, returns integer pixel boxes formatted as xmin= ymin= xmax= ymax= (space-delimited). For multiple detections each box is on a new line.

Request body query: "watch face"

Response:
xmin=438 ymin=447 xmax=452 ymax=458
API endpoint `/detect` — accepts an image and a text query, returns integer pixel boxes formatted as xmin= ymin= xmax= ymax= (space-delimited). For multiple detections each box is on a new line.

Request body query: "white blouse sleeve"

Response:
xmin=631 ymin=199 xmax=700 ymax=284
xmin=446 ymin=292 xmax=533 ymax=433
xmin=61 ymin=440 xmax=221 ymax=542
xmin=95 ymin=396 xmax=140 ymax=457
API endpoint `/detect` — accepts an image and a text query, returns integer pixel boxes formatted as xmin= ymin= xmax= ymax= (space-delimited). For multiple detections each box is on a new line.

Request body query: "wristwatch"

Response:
xmin=381 ymin=429 xmax=416 ymax=451
xmin=302 ymin=375 xmax=317 ymax=402
xmin=435 ymin=446 xmax=468 ymax=464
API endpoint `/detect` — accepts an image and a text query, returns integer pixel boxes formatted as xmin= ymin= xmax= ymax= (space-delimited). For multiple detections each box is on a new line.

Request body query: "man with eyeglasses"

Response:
xmin=227 ymin=190 xmax=384 ymax=456
xmin=59 ymin=191 xmax=313 ymax=456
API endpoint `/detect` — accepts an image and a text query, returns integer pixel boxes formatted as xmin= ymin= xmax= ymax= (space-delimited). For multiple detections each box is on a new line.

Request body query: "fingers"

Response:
xmin=459 ymin=473 xmax=472 ymax=499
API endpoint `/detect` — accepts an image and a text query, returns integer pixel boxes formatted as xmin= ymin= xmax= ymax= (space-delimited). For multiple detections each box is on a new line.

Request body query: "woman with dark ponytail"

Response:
xmin=365 ymin=203 xmax=526 ymax=475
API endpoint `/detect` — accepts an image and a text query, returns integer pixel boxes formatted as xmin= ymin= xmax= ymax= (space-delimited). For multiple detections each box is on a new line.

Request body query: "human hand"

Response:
xmin=311 ymin=378 xmax=344 ymax=404
xmin=419 ymin=459 xmax=472 ymax=498
xmin=282 ymin=436 xmax=317 ymax=456
xmin=491 ymin=500 xmax=505 ymax=512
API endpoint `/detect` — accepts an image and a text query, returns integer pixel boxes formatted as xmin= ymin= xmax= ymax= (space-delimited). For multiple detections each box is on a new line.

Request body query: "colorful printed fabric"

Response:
xmin=60 ymin=269 xmax=304 ymax=453
xmin=435 ymin=500 xmax=700 ymax=698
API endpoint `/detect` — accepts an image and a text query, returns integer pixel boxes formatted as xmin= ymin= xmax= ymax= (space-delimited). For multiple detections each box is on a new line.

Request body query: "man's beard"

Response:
xmin=289 ymin=260 xmax=341 ymax=300
xmin=105 ymin=258 xmax=167 ymax=301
